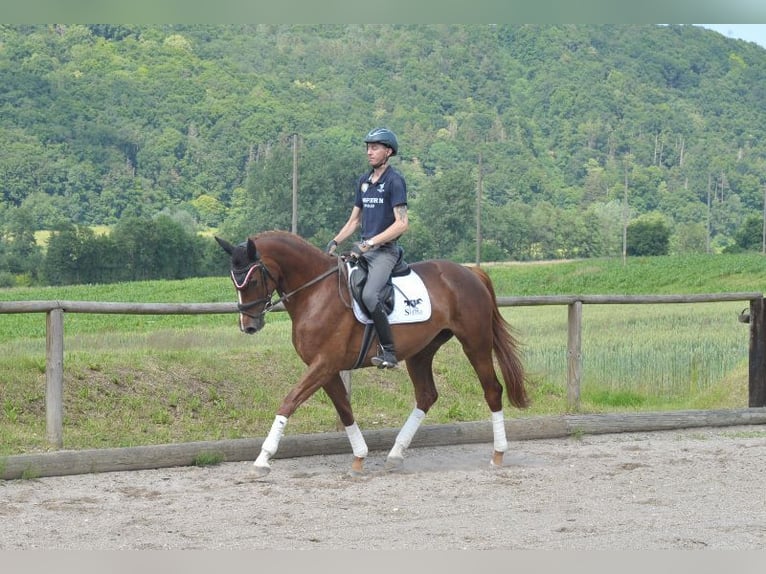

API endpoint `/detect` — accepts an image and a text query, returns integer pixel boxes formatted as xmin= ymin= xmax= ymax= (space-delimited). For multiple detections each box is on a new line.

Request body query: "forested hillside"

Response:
xmin=2 ymin=24 xmax=766 ymax=285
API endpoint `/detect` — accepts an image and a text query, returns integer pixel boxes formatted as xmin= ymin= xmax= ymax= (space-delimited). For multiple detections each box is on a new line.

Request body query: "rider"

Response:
xmin=326 ymin=127 xmax=409 ymax=369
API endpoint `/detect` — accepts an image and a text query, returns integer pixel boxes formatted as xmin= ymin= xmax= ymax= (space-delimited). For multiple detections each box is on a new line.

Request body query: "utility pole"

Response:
xmin=292 ymin=133 xmax=299 ymax=234
xmin=476 ymin=152 xmax=483 ymax=266
xmin=622 ymin=158 xmax=629 ymax=266
xmin=707 ymin=173 xmax=712 ymax=254
xmin=762 ymin=183 xmax=766 ymax=255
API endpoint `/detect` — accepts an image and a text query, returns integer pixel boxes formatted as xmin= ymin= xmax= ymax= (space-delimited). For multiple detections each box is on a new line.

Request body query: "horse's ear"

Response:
xmin=246 ymin=237 xmax=258 ymax=262
xmin=215 ymin=236 xmax=235 ymax=255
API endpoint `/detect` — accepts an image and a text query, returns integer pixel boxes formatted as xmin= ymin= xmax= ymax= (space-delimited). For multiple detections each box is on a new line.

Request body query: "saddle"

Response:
xmin=345 ymin=247 xmax=431 ymax=369
xmin=348 ymin=246 xmax=411 ymax=315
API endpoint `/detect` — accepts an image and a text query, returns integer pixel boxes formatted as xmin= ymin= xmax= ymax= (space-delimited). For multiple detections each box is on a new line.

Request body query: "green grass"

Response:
xmin=505 ymin=300 xmax=748 ymax=411
xmin=0 ymin=253 xmax=761 ymax=455
xmin=489 ymin=253 xmax=766 ymax=296
xmin=193 ymin=451 xmax=225 ymax=467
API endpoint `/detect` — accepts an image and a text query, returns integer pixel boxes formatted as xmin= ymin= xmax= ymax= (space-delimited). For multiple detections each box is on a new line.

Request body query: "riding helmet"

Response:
xmin=364 ymin=127 xmax=398 ymax=156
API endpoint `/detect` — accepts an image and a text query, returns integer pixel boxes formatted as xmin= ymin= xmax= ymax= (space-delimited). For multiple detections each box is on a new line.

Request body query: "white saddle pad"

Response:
xmin=349 ymin=265 xmax=432 ymax=324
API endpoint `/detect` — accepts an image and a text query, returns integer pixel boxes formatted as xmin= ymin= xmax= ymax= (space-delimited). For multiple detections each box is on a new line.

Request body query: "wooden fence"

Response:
xmin=2 ymin=291 xmax=765 ymax=453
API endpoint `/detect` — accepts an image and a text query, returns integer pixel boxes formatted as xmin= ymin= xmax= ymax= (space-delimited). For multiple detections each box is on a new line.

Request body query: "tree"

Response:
xmin=190 ymin=194 xmax=227 ymax=227
xmin=413 ymin=168 xmax=475 ymax=260
xmin=293 ymin=131 xmax=364 ymax=246
xmin=241 ymin=141 xmax=294 ymax=235
xmin=42 ymin=224 xmax=114 ymax=285
xmin=671 ymin=222 xmax=708 ymax=254
xmin=482 ymin=200 xmax=533 ymax=260
xmin=731 ymin=214 xmax=763 ymax=252
xmin=626 ymin=213 xmax=671 ymax=256
xmin=1 ymin=205 xmax=43 ymax=281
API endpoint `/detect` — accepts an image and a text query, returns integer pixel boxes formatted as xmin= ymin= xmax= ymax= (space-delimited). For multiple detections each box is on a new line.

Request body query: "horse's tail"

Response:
xmin=470 ymin=266 xmax=529 ymax=409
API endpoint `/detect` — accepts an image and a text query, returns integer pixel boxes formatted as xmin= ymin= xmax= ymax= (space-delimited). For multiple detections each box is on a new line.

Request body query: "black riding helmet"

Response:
xmin=364 ymin=127 xmax=398 ymax=156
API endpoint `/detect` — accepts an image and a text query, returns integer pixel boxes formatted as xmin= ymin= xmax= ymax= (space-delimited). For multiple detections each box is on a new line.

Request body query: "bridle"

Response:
xmin=231 ymin=256 xmax=341 ymax=320
xmin=230 ymin=260 xmax=278 ymax=319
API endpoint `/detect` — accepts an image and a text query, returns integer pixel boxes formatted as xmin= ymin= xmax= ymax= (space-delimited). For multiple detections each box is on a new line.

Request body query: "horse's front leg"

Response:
xmin=249 ymin=367 xmax=330 ymax=478
xmin=251 ymin=414 xmax=288 ymax=477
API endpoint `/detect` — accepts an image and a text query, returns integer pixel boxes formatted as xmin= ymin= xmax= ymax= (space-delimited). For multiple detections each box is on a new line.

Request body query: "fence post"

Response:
xmin=567 ymin=301 xmax=582 ymax=411
xmin=749 ymin=297 xmax=766 ymax=407
xmin=334 ymin=370 xmax=352 ymax=431
xmin=46 ymin=308 xmax=65 ymax=449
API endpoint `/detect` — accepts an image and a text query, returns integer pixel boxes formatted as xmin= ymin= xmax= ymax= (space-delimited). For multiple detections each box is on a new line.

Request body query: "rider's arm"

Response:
xmin=332 ymin=206 xmax=362 ymax=245
xmin=367 ymin=204 xmax=409 ymax=247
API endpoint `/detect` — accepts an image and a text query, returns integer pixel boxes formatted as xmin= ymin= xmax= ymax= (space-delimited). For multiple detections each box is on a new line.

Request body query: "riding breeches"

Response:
xmin=360 ymin=244 xmax=399 ymax=313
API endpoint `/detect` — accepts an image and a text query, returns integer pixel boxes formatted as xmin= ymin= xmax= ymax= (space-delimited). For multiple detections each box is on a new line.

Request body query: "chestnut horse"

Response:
xmin=216 ymin=231 xmax=528 ymax=478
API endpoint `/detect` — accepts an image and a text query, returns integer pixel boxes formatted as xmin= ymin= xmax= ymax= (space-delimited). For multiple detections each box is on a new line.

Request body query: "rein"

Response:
xmin=233 ymin=257 xmax=342 ymax=318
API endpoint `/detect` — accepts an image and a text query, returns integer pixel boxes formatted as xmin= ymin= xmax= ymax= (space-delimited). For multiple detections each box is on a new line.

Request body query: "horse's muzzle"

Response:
xmin=240 ymin=315 xmax=265 ymax=334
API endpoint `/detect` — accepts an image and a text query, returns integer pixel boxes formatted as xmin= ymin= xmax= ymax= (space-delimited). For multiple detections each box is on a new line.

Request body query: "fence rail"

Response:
xmin=2 ymin=291 xmax=765 ymax=450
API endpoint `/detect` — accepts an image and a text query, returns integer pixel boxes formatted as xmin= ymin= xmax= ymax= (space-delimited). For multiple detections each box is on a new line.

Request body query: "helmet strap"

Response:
xmin=371 ymin=158 xmax=389 ymax=171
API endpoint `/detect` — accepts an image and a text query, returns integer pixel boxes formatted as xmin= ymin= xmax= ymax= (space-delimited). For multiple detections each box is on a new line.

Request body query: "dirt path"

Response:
xmin=2 ymin=425 xmax=765 ymax=550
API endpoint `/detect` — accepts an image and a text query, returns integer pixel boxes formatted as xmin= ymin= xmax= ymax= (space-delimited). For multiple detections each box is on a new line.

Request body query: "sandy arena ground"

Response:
xmin=1 ymin=425 xmax=765 ymax=550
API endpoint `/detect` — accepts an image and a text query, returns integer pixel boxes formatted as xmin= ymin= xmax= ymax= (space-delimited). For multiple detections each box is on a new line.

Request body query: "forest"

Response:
xmin=2 ymin=24 xmax=766 ymax=286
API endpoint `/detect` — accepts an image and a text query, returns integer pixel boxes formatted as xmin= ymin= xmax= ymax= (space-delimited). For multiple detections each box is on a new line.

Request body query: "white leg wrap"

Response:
xmin=389 ymin=408 xmax=426 ymax=459
xmin=258 ymin=415 xmax=287 ymax=462
xmin=492 ymin=410 xmax=508 ymax=453
xmin=254 ymin=449 xmax=271 ymax=468
xmin=345 ymin=422 xmax=368 ymax=459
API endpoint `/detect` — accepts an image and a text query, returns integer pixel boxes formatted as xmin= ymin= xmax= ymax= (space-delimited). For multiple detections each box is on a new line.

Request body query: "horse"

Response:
xmin=216 ymin=231 xmax=528 ymax=478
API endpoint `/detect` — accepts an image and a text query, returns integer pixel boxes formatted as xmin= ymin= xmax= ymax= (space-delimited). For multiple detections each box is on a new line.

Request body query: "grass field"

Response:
xmin=0 ymin=253 xmax=763 ymax=455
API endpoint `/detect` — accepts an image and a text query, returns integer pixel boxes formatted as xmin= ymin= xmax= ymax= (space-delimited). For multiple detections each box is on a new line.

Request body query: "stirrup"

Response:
xmin=372 ymin=350 xmax=398 ymax=369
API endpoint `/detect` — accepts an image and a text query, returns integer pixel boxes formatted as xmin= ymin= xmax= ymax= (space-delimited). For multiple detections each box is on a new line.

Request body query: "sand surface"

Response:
xmin=2 ymin=425 xmax=765 ymax=550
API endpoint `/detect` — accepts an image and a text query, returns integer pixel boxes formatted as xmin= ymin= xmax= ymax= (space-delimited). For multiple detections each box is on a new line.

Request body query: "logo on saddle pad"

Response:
xmin=402 ymin=297 xmax=427 ymax=319
xmin=348 ymin=265 xmax=432 ymax=325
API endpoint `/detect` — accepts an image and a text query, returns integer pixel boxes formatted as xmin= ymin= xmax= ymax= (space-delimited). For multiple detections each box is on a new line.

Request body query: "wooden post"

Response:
xmin=46 ymin=308 xmax=65 ymax=449
xmin=749 ymin=297 xmax=766 ymax=407
xmin=340 ymin=370 xmax=351 ymax=397
xmin=335 ymin=370 xmax=352 ymax=431
xmin=567 ymin=301 xmax=582 ymax=411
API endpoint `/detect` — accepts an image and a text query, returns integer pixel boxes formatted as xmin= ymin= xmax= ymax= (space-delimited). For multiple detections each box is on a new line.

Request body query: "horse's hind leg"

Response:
xmin=385 ymin=337 xmax=445 ymax=471
xmin=323 ymin=372 xmax=368 ymax=475
xmin=459 ymin=342 xmax=508 ymax=467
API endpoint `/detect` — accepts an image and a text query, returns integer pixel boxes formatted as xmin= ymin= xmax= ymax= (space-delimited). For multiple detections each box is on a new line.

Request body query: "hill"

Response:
xmin=2 ymin=24 xmax=766 ymax=265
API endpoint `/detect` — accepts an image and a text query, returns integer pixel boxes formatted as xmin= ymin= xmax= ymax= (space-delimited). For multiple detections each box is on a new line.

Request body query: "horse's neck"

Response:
xmin=260 ymin=237 xmax=333 ymax=294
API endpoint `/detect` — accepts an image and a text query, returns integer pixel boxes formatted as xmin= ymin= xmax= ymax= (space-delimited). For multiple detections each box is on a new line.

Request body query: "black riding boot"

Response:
xmin=369 ymin=303 xmax=398 ymax=369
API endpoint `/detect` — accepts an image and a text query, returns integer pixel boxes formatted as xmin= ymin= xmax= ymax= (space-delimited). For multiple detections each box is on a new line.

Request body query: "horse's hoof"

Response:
xmin=246 ymin=463 xmax=271 ymax=480
xmin=234 ymin=464 xmax=271 ymax=484
xmin=385 ymin=455 xmax=404 ymax=472
xmin=348 ymin=468 xmax=367 ymax=479
xmin=490 ymin=450 xmax=504 ymax=468
xmin=351 ymin=456 xmax=365 ymax=475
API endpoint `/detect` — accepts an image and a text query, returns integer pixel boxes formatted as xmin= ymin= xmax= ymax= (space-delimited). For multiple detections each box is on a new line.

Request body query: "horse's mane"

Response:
xmin=252 ymin=230 xmax=327 ymax=258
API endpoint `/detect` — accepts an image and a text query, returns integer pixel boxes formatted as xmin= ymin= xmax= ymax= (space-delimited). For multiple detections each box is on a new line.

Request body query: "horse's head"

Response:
xmin=216 ymin=236 xmax=275 ymax=334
